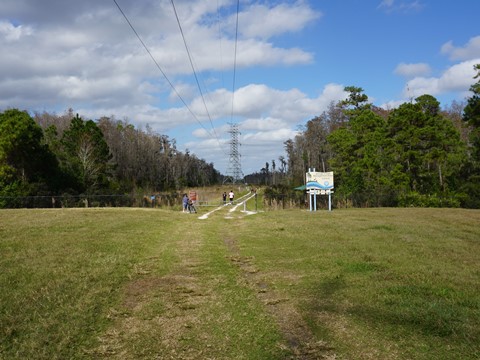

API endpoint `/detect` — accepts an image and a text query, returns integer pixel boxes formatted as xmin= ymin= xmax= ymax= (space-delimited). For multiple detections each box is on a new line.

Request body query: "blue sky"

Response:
xmin=1 ymin=0 xmax=479 ymax=175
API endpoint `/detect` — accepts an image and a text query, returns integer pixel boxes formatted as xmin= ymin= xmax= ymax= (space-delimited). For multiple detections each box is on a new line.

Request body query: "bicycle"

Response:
xmin=187 ymin=201 xmax=197 ymax=213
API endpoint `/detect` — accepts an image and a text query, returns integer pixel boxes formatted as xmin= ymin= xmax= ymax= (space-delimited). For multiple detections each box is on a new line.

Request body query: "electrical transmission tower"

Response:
xmin=224 ymin=123 xmax=244 ymax=183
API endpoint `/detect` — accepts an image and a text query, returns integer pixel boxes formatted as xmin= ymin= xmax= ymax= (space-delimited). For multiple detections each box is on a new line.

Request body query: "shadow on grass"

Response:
xmin=305 ymin=272 xmax=479 ymax=347
xmin=357 ymin=284 xmax=477 ymax=339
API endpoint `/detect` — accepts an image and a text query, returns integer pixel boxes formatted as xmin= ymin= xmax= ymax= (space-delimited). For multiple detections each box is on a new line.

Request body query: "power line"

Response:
xmin=169 ymin=0 xmax=225 ymax=151
xmin=224 ymin=0 xmax=244 ymax=182
xmin=113 ymin=0 xmax=245 ymax=165
xmin=112 ymin=0 xmax=214 ymax=138
xmin=216 ymin=0 xmax=225 ymax=91
xmin=230 ymin=0 xmax=240 ymax=123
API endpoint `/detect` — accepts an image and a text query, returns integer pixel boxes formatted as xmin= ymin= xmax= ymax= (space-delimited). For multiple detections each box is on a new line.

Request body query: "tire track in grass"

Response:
xmin=223 ymin=234 xmax=337 ymax=360
xmin=92 ymin=215 xmax=282 ymax=359
xmin=92 ymin=221 xmax=216 ymax=359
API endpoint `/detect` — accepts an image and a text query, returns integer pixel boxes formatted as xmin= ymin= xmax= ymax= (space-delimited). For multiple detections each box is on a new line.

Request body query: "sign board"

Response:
xmin=306 ymin=171 xmax=334 ymax=191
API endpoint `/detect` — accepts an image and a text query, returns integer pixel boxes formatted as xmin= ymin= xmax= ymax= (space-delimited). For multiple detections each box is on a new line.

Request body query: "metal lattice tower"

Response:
xmin=224 ymin=123 xmax=244 ymax=183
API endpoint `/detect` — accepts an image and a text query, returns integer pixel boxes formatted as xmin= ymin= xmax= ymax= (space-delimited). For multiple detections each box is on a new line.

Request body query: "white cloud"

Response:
xmin=379 ymin=99 xmax=408 ymax=110
xmin=0 ymin=0 xmax=317 ymax=117
xmin=403 ymin=59 xmax=480 ymax=98
xmin=394 ymin=62 xmax=431 ymax=78
xmin=192 ymin=127 xmax=213 ymax=139
xmin=231 ymin=40 xmax=313 ymax=68
xmin=243 ymin=128 xmax=297 ymax=144
xmin=378 ymin=0 xmax=424 ymax=13
xmin=392 ymin=36 xmax=480 ymax=105
xmin=0 ymin=20 xmax=33 ymax=41
xmin=168 ymin=82 xmax=197 ymax=103
xmin=441 ymin=35 xmax=480 ymax=61
xmin=238 ymin=2 xmax=321 ymax=40
xmin=378 ymin=0 xmax=395 ymax=9
xmin=204 ymin=83 xmax=347 ymax=124
xmin=4 ymin=0 xmax=475 ymax=175
xmin=241 ymin=117 xmax=289 ymax=131
xmin=183 ymin=82 xmax=346 ymax=173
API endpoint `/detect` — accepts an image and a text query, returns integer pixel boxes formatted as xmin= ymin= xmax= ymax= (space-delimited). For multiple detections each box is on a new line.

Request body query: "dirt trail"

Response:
xmin=93 ymin=216 xmax=335 ymax=359
xmin=223 ymin=235 xmax=337 ymax=360
xmin=92 ymin=225 xmax=214 ymax=359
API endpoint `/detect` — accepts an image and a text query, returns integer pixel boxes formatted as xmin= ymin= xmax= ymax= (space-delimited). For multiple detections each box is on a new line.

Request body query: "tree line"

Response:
xmin=2 ymin=65 xmax=479 ymax=208
xmin=264 ymin=65 xmax=480 ymax=208
xmin=0 ymin=108 xmax=220 ymax=207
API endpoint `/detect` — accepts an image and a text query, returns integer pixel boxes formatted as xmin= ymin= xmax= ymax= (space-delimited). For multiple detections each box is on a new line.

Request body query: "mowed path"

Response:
xmin=92 ymin=206 xmax=335 ymax=359
xmin=198 ymin=192 xmax=258 ymax=220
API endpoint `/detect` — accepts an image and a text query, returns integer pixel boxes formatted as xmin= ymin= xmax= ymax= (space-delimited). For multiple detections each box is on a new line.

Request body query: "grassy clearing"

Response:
xmin=238 ymin=208 xmax=480 ymax=359
xmin=0 ymin=209 xmax=178 ymax=359
xmin=0 ymin=207 xmax=479 ymax=359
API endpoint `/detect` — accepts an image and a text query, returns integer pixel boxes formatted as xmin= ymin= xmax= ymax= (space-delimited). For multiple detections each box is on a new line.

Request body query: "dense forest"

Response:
xmin=255 ymin=64 xmax=480 ymax=209
xmin=1 ymin=64 xmax=479 ymax=208
xmin=0 ymin=108 xmax=220 ymax=207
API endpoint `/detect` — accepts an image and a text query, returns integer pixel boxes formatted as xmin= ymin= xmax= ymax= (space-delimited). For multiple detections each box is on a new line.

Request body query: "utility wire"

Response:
xmin=112 ymin=0 xmax=214 ymax=138
xmin=230 ymin=0 xmax=240 ymax=123
xmin=216 ymin=0 xmax=225 ymax=90
xmin=170 ymin=0 xmax=225 ymax=152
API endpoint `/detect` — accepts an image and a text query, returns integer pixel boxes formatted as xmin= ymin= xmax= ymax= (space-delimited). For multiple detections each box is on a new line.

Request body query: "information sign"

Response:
xmin=305 ymin=170 xmax=334 ymax=212
xmin=306 ymin=171 xmax=334 ymax=191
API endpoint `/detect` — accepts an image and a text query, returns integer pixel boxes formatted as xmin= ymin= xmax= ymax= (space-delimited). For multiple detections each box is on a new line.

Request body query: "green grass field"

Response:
xmin=1 ymin=206 xmax=479 ymax=359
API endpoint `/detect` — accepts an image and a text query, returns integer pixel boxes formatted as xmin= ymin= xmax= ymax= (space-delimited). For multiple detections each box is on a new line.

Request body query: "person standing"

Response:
xmin=182 ymin=194 xmax=189 ymax=212
xmin=229 ymin=190 xmax=234 ymax=204
xmin=222 ymin=192 xmax=227 ymax=204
